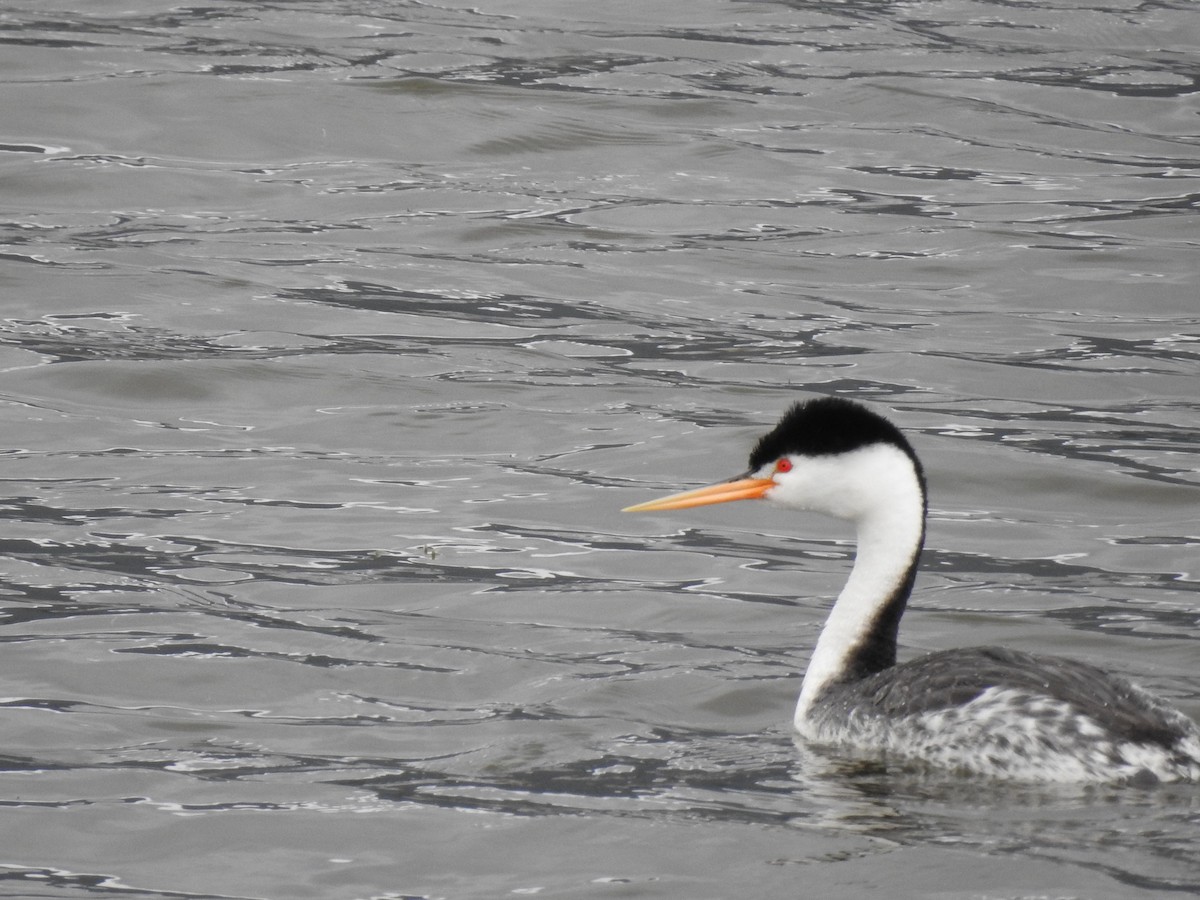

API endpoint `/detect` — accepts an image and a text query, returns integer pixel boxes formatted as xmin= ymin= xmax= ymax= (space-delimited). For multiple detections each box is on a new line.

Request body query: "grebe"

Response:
xmin=624 ymin=397 xmax=1200 ymax=782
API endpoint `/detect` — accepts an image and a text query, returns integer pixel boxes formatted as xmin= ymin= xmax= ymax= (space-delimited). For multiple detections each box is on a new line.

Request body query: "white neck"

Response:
xmin=783 ymin=445 xmax=926 ymax=728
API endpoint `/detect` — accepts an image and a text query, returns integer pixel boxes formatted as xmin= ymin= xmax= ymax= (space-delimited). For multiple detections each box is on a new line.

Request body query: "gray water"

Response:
xmin=2 ymin=1 xmax=1199 ymax=897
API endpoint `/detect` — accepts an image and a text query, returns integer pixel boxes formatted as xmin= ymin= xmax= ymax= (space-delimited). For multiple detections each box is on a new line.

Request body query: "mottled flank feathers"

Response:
xmin=803 ymin=647 xmax=1200 ymax=783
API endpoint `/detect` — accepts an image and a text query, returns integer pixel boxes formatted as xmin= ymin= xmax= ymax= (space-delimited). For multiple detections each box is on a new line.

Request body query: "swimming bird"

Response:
xmin=624 ymin=397 xmax=1200 ymax=782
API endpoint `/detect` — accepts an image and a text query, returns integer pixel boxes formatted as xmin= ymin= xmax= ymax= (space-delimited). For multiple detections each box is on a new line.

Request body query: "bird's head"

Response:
xmin=623 ymin=396 xmax=924 ymax=523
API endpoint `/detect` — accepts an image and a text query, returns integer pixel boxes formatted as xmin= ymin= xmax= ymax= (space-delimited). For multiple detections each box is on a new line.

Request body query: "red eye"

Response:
xmin=774 ymin=458 xmax=793 ymax=474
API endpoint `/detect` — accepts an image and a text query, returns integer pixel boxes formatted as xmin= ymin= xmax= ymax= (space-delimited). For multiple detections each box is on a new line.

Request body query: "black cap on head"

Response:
xmin=748 ymin=396 xmax=922 ymax=474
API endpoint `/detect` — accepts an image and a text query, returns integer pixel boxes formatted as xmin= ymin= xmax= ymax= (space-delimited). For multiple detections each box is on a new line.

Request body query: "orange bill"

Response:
xmin=622 ymin=476 xmax=774 ymax=512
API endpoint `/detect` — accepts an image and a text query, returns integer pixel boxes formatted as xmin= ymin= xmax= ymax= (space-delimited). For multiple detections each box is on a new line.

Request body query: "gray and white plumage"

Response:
xmin=810 ymin=646 xmax=1200 ymax=782
xmin=626 ymin=396 xmax=1200 ymax=783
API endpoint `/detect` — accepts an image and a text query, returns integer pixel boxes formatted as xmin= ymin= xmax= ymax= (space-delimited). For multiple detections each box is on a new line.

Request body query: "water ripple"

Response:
xmin=3 ymin=0 xmax=1199 ymax=897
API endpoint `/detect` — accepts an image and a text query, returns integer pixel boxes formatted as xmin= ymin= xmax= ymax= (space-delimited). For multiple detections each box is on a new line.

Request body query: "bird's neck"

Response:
xmin=794 ymin=476 xmax=925 ymax=725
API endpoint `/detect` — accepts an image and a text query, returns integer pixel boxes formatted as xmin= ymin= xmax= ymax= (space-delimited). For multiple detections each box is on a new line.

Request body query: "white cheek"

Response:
xmin=767 ymin=459 xmax=859 ymax=516
xmin=762 ymin=445 xmax=917 ymax=522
